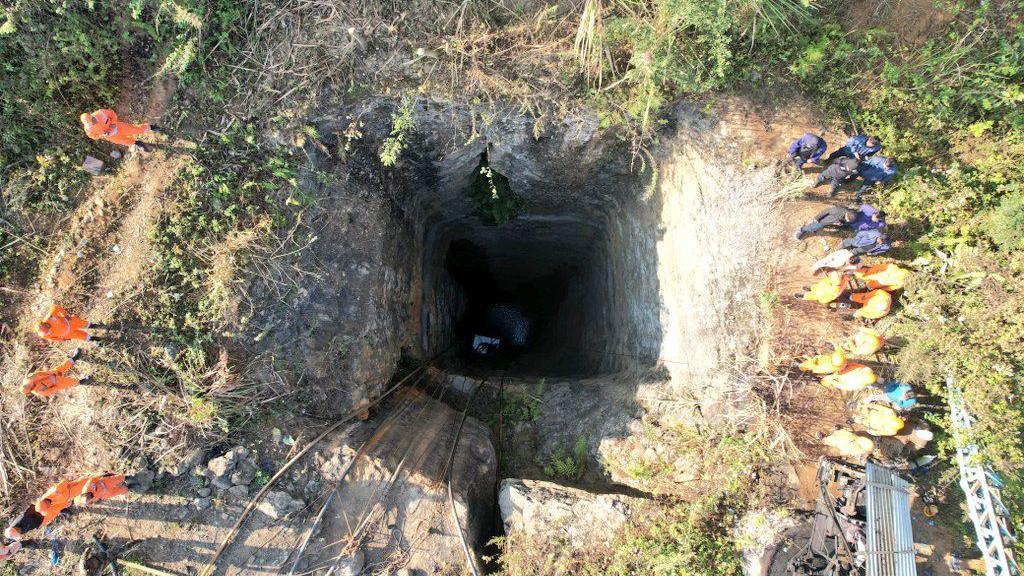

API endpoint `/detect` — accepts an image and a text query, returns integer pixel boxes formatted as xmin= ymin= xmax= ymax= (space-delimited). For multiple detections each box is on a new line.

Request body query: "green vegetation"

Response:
xmin=497 ymin=428 xmax=765 ymax=575
xmin=502 ymin=380 xmax=545 ymax=423
xmin=542 ymin=437 xmax=588 ymax=481
xmin=380 ymin=101 xmax=416 ymax=167
xmin=140 ymin=124 xmax=299 ymax=435
xmin=470 ymin=153 xmax=521 ymax=226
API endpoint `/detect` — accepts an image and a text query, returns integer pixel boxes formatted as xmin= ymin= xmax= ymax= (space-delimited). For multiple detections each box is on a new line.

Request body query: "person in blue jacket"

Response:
xmin=826 ymin=134 xmax=881 ymax=163
xmin=839 ymin=229 xmax=891 ymax=257
xmin=856 ymin=155 xmax=897 ymax=200
xmin=795 ymin=203 xmax=886 ymax=240
xmin=787 ymin=131 xmax=827 ymax=171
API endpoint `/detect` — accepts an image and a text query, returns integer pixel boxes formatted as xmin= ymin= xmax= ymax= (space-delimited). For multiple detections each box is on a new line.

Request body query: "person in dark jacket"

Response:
xmin=856 ymin=155 xmax=897 ymax=200
xmin=813 ymin=156 xmax=860 ymax=197
xmin=826 ymin=135 xmax=881 ymax=163
xmin=787 ymin=131 xmax=827 ymax=171
xmin=795 ymin=204 xmax=886 ymax=240
xmin=840 ymin=229 xmax=891 ymax=257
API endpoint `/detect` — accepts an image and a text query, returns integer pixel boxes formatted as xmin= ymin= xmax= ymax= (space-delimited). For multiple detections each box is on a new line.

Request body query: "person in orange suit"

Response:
xmin=841 ymin=326 xmax=885 ymax=356
xmin=35 ymin=477 xmax=93 ymax=528
xmin=75 ymin=474 xmax=128 ymax=506
xmin=4 ymin=474 xmax=134 ymax=542
xmin=80 ymin=109 xmax=159 ymax=149
xmin=798 ymin=271 xmax=851 ymax=304
xmin=821 ymin=362 xmax=877 ymax=391
xmin=36 ymin=304 xmax=101 ymax=342
xmin=798 ymin=347 xmax=847 ymax=375
xmin=854 ymin=263 xmax=910 ymax=291
xmin=850 ymin=289 xmax=893 ymax=320
xmin=21 ymin=350 xmax=87 ymax=397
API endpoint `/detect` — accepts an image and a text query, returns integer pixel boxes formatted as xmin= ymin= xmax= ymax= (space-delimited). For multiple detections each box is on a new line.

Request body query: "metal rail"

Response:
xmin=948 ymin=379 xmax=1019 ymax=576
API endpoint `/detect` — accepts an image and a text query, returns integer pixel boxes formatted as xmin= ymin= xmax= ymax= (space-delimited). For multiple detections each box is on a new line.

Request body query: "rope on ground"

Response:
xmin=285 ymin=379 xmax=427 ymax=576
xmin=445 ymin=381 xmax=483 ymax=576
xmin=198 ymin=363 xmax=430 ymax=576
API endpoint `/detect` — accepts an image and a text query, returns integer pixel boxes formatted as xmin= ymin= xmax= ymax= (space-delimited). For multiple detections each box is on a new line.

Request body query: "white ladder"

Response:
xmin=948 ymin=379 xmax=1019 ymax=576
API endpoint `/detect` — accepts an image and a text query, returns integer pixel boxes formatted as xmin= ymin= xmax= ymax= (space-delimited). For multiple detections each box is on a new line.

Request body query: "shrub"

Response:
xmin=983 ymin=191 xmax=1024 ymax=250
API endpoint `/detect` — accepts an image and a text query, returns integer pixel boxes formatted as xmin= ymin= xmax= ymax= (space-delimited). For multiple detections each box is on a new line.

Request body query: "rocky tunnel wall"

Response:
xmin=385 ymin=104 xmax=664 ymax=376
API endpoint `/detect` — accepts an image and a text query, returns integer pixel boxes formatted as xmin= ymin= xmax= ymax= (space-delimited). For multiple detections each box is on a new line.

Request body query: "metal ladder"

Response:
xmin=947 ymin=379 xmax=1020 ymax=576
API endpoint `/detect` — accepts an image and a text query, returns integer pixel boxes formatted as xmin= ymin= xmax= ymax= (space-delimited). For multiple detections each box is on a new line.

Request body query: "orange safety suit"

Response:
xmin=37 ymin=305 xmax=90 ymax=342
xmin=80 ymin=109 xmax=150 ymax=147
xmin=855 ymin=403 xmax=905 ymax=436
xmin=841 ymin=327 xmax=885 ymax=356
xmin=822 ymin=429 xmax=874 ymax=457
xmin=821 ymin=362 xmax=876 ymax=392
xmin=35 ymin=477 xmax=90 ymax=527
xmin=803 ymin=272 xmax=850 ymax=304
xmin=854 ymin=263 xmax=910 ymax=291
xmin=22 ymin=359 xmax=79 ymax=397
xmin=851 ymin=289 xmax=892 ymax=320
xmin=798 ymin=348 xmax=847 ymax=375
xmin=75 ymin=474 xmax=128 ymax=506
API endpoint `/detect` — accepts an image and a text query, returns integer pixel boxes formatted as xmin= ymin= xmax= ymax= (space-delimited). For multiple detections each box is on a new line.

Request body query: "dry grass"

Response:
xmin=204 ymin=0 xmax=583 ymax=132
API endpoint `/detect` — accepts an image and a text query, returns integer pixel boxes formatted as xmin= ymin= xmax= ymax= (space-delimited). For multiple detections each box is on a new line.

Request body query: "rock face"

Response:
xmin=499 ymin=478 xmax=642 ymax=549
xmin=298 ymin=391 xmax=497 ymax=576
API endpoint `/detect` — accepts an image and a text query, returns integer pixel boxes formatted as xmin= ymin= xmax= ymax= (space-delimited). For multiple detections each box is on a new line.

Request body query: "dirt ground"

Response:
xmin=845 ymin=0 xmax=955 ymax=47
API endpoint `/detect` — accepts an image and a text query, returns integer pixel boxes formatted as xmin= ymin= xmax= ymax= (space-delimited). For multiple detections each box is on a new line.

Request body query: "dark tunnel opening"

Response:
xmin=411 ymin=142 xmax=664 ymax=379
xmin=443 ymin=237 xmax=575 ymax=370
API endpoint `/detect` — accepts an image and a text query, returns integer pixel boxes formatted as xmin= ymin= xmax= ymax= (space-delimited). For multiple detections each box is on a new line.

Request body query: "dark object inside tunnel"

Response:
xmin=443 ymin=237 xmax=574 ymax=369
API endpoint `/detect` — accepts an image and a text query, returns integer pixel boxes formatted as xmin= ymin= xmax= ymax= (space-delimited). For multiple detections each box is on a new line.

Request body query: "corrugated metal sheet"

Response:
xmin=865 ymin=461 xmax=917 ymax=576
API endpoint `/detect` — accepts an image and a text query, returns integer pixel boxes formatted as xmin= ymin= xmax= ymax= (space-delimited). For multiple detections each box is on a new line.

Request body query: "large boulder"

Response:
xmin=498 ymin=478 xmax=643 ymax=550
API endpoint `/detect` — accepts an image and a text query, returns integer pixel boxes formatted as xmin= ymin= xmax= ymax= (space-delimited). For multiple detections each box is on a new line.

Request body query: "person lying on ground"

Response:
xmin=822 ymin=428 xmax=874 ymax=458
xmin=796 ymin=271 xmax=852 ymax=304
xmin=841 ymin=326 xmax=885 ymax=356
xmin=850 ymin=288 xmax=893 ymax=320
xmin=854 ymin=262 xmax=909 ymax=290
xmin=854 ymin=401 xmax=905 ymax=436
xmin=798 ymin=347 xmax=847 ymax=375
xmin=839 ymin=229 xmax=891 ymax=257
xmin=787 ymin=131 xmax=827 ymax=171
xmin=37 ymin=305 xmax=101 ymax=342
xmin=4 ymin=474 xmax=136 ymax=542
xmin=5 ymin=477 xmax=90 ymax=541
xmin=821 ymin=362 xmax=877 ymax=391
xmin=80 ymin=109 xmax=161 ymax=151
xmin=22 ymin=349 xmax=89 ymax=398
xmin=75 ymin=474 xmax=129 ymax=506
xmin=855 ymin=155 xmax=897 ymax=201
xmin=825 ymin=134 xmax=882 ymax=163
xmin=813 ymin=156 xmax=860 ymax=197
xmin=811 ymin=249 xmax=858 ymax=274
xmin=795 ymin=203 xmax=886 ymax=240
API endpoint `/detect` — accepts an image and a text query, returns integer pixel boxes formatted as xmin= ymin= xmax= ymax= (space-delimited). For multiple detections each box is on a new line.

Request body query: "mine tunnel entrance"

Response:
xmin=416 ymin=148 xmax=661 ymax=378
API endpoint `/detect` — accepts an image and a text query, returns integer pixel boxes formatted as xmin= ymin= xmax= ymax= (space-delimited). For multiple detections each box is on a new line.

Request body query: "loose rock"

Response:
xmin=231 ymin=461 xmax=257 ymax=486
xmin=228 ymin=485 xmax=249 ymax=499
xmin=193 ymin=497 xmax=212 ymax=511
xmin=257 ymin=491 xmax=304 ymax=520
xmin=207 ymin=454 xmax=237 ymax=478
xmin=167 ymin=448 xmax=205 ymax=477
xmin=499 ymin=478 xmax=641 ymax=549
xmin=334 ymin=549 xmax=365 ymax=576
xmin=128 ymin=469 xmax=155 ymax=493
